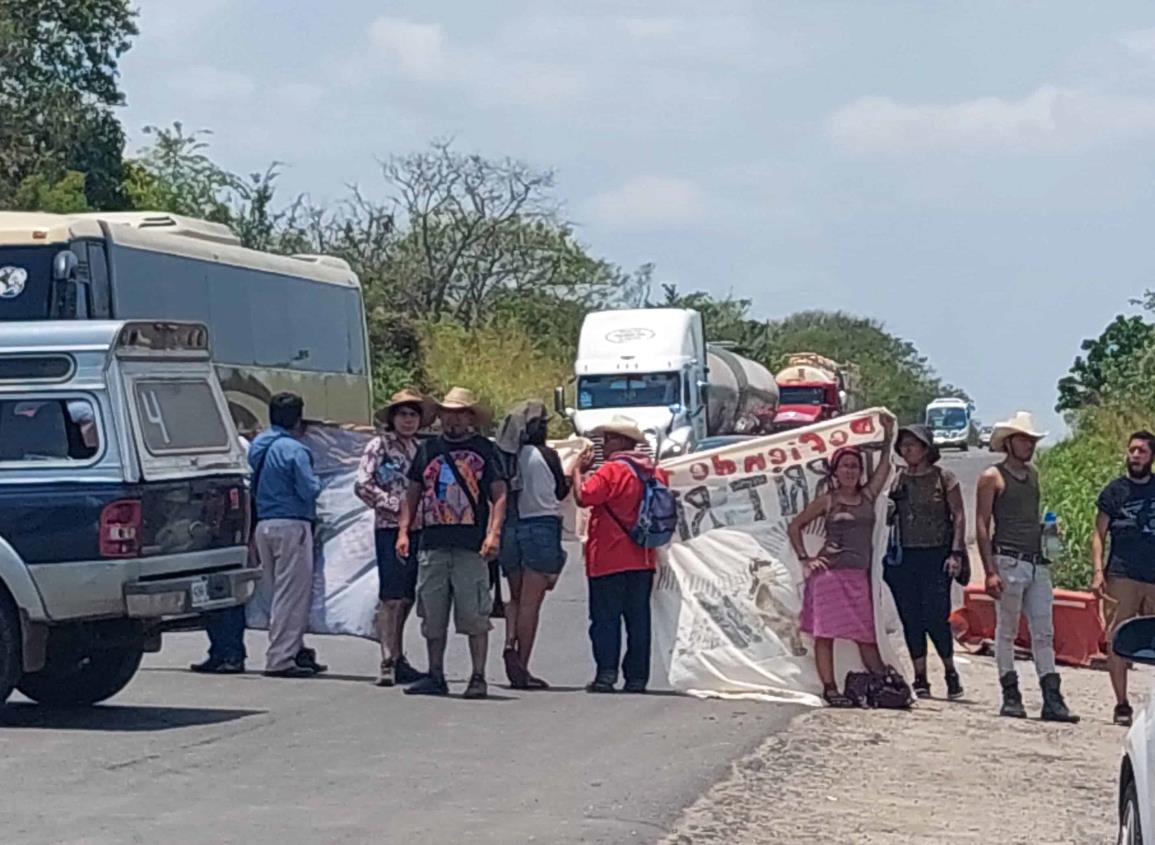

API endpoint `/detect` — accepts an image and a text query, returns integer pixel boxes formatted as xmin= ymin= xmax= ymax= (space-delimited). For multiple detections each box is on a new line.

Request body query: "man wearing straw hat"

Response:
xmin=355 ymin=388 xmax=436 ymax=687
xmin=571 ymin=415 xmax=665 ymax=694
xmin=976 ymin=412 xmax=1079 ymax=723
xmin=398 ymin=387 xmax=508 ymax=700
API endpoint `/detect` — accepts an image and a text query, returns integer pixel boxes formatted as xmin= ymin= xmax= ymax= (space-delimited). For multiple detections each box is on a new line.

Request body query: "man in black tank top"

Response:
xmin=976 ymin=413 xmax=1078 ymax=723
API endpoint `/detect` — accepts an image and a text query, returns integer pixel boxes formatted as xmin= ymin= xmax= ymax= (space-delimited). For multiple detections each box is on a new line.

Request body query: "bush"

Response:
xmin=1037 ymin=406 xmax=1144 ymax=589
xmin=422 ymin=322 xmax=572 ymax=435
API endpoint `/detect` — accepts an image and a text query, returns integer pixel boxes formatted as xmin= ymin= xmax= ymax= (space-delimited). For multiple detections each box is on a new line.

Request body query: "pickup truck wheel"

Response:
xmin=17 ymin=644 xmax=143 ymax=706
xmin=0 ymin=593 xmax=21 ymax=706
xmin=1119 ymin=778 xmax=1143 ymax=845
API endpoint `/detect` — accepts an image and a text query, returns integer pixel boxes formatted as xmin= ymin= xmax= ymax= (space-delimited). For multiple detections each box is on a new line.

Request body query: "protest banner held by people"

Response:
xmin=496 ymin=400 xmax=572 ymax=690
xmin=249 ymin=393 xmax=328 ymax=678
xmin=570 ymin=415 xmax=672 ymax=694
xmin=787 ymin=416 xmax=901 ymax=708
xmin=399 ymin=387 xmax=508 ymax=700
xmin=355 ymin=389 xmax=436 ymax=687
xmin=886 ymin=424 xmax=967 ymax=700
xmin=1091 ymin=430 xmax=1155 ymax=727
xmin=976 ymin=412 xmax=1078 ymax=723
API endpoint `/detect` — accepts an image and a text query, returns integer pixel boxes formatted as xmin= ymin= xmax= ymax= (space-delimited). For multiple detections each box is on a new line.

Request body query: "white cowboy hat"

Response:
xmin=436 ymin=386 xmax=491 ymax=424
xmin=590 ymin=414 xmax=647 ymax=444
xmin=990 ymin=411 xmax=1049 ymax=453
xmin=375 ymin=388 xmax=436 ymax=429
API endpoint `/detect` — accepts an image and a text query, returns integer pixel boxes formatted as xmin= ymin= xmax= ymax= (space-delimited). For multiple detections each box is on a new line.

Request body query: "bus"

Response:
xmin=0 ymin=211 xmax=372 ymax=434
xmin=925 ymin=396 xmax=978 ymax=451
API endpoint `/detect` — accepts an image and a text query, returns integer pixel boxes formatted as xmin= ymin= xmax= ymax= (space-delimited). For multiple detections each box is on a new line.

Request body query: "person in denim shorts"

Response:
xmin=496 ymin=401 xmax=571 ymax=689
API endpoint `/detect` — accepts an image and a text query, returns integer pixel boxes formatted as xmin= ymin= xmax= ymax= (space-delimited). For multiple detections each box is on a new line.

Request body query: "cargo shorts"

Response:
xmin=415 ymin=547 xmax=494 ymax=639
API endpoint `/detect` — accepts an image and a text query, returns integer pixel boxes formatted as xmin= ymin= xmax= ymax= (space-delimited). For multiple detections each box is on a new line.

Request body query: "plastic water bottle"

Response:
xmin=1042 ymin=511 xmax=1062 ymax=559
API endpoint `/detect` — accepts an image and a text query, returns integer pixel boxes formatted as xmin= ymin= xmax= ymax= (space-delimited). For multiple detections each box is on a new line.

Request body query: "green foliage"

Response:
xmin=12 ymin=170 xmax=90 ymax=213
xmin=1055 ymin=315 xmax=1155 ymax=413
xmin=0 ymin=0 xmax=137 ymax=208
xmin=1041 ymin=300 xmax=1155 ymax=589
xmin=422 ymin=322 xmax=571 ymax=435
xmin=655 ymin=287 xmax=963 ymax=422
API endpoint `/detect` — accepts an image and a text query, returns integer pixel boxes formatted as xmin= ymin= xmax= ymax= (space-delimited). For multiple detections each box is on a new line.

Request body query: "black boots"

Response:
xmin=999 ymin=672 xmax=1027 ymax=718
xmin=1039 ymin=673 xmax=1080 ymax=723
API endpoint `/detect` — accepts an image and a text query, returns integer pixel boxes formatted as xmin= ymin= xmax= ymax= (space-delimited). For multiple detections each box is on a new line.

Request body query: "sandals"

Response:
xmin=823 ymin=685 xmax=854 ymax=708
xmin=503 ymin=647 xmax=530 ymax=688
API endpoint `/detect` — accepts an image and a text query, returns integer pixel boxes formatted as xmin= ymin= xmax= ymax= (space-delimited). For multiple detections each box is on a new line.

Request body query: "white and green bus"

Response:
xmin=0 ymin=211 xmax=372 ymax=434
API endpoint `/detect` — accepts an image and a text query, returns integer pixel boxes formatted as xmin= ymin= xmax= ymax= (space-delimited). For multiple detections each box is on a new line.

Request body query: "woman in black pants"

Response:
xmin=886 ymin=425 xmax=967 ymax=700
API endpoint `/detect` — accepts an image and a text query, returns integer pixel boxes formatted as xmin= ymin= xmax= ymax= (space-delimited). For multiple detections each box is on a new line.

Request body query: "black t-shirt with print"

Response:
xmin=1098 ymin=476 xmax=1155 ymax=584
xmin=408 ymin=435 xmax=505 ymax=552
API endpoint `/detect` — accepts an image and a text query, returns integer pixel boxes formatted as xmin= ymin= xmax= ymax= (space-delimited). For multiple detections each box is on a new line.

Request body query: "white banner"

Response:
xmin=654 ymin=409 xmax=905 ymax=705
xmin=245 ymin=415 xmax=906 ymax=708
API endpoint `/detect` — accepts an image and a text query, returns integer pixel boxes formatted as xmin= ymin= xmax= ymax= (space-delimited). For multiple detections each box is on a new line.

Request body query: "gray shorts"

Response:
xmin=416 ymin=547 xmax=493 ymax=638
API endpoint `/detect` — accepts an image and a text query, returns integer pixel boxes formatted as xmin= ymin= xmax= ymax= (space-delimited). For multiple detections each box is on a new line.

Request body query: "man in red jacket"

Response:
xmin=571 ymin=416 xmax=666 ymax=694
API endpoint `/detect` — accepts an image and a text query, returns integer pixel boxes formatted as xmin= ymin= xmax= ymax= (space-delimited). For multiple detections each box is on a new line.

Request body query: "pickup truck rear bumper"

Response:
xmin=124 ymin=566 xmax=261 ymax=618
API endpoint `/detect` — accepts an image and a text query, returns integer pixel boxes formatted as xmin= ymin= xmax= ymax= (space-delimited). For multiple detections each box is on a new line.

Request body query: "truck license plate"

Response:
xmin=190 ymin=577 xmax=210 ymax=608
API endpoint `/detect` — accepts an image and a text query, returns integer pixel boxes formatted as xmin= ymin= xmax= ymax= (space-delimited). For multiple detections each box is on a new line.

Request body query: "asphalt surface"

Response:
xmin=0 ymin=449 xmax=998 ymax=845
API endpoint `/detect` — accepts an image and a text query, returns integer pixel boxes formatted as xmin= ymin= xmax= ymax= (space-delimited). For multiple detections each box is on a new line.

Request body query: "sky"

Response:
xmin=118 ymin=1 xmax=1155 ymax=437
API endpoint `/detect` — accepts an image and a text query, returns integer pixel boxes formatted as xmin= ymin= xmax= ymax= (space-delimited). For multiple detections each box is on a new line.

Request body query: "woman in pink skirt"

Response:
xmin=788 ymin=417 xmax=895 ymax=706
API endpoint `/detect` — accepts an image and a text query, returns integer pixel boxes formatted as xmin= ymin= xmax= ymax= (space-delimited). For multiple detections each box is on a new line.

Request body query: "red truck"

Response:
xmin=771 ymin=353 xmax=860 ymax=431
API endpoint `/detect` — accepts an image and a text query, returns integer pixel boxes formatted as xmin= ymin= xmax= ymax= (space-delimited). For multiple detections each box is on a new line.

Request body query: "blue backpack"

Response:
xmin=607 ymin=458 xmax=678 ymax=548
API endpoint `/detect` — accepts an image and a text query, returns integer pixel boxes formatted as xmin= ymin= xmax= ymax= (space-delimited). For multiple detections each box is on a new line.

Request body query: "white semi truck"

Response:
xmin=554 ymin=308 xmax=779 ymax=458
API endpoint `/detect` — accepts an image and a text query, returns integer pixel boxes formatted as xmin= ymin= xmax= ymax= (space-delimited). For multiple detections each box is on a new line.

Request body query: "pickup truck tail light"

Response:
xmin=100 ymin=499 xmax=142 ymax=558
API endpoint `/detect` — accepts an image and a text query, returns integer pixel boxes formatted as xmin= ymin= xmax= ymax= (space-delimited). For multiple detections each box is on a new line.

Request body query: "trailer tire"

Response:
xmin=17 ymin=644 xmax=143 ymax=706
xmin=0 ymin=591 xmax=21 ymax=706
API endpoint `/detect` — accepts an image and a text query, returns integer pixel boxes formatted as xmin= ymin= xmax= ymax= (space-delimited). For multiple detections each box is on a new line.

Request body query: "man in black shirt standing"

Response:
xmin=1093 ymin=430 xmax=1155 ymax=727
xmin=398 ymin=387 xmax=507 ymax=700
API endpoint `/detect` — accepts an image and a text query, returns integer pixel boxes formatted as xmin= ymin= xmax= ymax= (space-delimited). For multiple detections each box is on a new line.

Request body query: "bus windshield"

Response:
xmin=927 ymin=407 xmax=968 ymax=430
xmin=0 ymin=246 xmax=56 ymax=320
xmin=577 ymin=373 xmax=681 ymax=410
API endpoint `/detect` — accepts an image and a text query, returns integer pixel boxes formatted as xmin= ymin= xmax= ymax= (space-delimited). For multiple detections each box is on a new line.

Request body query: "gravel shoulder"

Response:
xmin=664 ymin=654 xmax=1128 ymax=844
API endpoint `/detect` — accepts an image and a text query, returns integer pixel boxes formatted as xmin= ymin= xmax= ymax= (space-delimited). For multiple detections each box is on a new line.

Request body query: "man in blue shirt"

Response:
xmin=249 ymin=393 xmax=326 ymax=677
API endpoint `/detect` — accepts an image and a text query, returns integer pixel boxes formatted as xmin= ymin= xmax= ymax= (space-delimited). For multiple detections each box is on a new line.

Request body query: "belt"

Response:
xmin=994 ymin=545 xmax=1046 ymax=565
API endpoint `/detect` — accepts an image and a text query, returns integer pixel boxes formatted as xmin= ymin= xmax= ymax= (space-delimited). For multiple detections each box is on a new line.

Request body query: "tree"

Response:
xmin=1055 ymin=314 xmax=1155 ymax=413
xmin=0 ymin=0 xmax=138 ymax=209
xmin=763 ymin=311 xmax=965 ymax=423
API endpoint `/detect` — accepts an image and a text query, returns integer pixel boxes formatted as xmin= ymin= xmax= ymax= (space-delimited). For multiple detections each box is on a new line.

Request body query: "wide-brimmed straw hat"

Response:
xmin=990 ymin=412 xmax=1048 ymax=454
xmin=896 ymin=424 xmax=941 ymax=465
xmin=375 ymin=388 xmax=435 ymax=429
xmin=436 ymin=386 xmax=491 ymax=424
xmin=590 ymin=414 xmax=647 ymax=444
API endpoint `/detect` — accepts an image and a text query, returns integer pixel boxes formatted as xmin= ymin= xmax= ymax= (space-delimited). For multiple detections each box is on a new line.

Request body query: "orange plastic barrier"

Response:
xmin=951 ymin=584 xmax=1107 ymax=668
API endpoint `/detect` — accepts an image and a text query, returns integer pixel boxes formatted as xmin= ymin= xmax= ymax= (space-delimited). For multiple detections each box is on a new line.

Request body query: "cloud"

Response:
xmin=169 ymin=65 xmax=255 ymax=102
xmin=360 ymin=15 xmax=586 ymax=107
xmin=618 ymin=16 xmax=685 ymax=40
xmin=1119 ymin=27 xmax=1155 ymax=57
xmin=828 ymin=86 xmax=1155 ymax=155
xmin=585 ymin=176 xmax=707 ymax=229
xmin=368 ymin=17 xmax=448 ymax=81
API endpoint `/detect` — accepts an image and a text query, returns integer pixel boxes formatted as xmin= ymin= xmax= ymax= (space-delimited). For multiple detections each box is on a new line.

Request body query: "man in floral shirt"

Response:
xmin=355 ymin=389 xmax=434 ymax=687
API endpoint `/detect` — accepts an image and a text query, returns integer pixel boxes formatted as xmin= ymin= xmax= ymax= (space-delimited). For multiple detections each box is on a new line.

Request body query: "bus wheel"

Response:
xmin=0 ymin=592 xmax=21 ymax=706
xmin=17 ymin=644 xmax=143 ymax=706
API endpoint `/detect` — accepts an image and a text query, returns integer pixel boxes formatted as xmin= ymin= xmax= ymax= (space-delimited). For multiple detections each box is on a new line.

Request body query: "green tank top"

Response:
xmin=894 ymin=470 xmax=953 ymax=549
xmin=993 ymin=464 xmax=1041 ymax=556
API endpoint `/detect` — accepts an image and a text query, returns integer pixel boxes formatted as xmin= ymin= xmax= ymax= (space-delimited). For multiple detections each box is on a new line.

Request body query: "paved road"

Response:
xmin=0 ymin=544 xmax=796 ymax=845
xmin=0 ymin=450 xmax=998 ymax=845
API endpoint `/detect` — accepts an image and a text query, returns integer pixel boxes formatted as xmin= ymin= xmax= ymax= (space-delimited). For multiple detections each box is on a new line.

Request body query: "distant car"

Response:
xmin=690 ymin=435 xmax=755 ymax=453
xmin=1113 ymin=616 xmax=1155 ymax=844
xmin=979 ymin=426 xmax=994 ymax=449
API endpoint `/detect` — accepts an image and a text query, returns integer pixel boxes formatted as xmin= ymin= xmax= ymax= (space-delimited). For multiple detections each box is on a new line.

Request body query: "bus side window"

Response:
xmin=85 ymin=242 xmax=112 ymax=318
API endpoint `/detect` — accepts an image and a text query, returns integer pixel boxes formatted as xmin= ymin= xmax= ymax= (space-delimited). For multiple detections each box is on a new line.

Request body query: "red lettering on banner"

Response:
xmin=829 ymin=429 xmax=848 ymax=446
xmin=768 ymin=448 xmax=787 ymax=465
xmin=798 ymin=432 xmax=826 ymax=454
xmin=789 ymin=446 xmax=801 ymax=461
xmin=849 ymin=415 xmax=875 ymax=435
xmin=689 ymin=462 xmax=709 ymax=481
xmin=743 ymin=453 xmax=767 ymax=473
xmin=711 ymin=453 xmax=737 ymax=476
